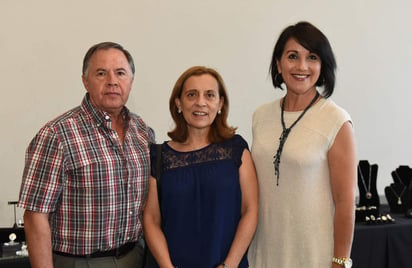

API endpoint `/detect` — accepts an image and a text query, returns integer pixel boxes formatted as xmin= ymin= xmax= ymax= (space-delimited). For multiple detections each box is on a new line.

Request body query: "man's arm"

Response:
xmin=24 ymin=210 xmax=53 ymax=268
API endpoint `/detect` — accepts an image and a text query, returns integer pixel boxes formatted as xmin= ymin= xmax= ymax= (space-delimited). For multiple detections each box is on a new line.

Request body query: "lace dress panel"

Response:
xmin=163 ymin=144 xmax=232 ymax=171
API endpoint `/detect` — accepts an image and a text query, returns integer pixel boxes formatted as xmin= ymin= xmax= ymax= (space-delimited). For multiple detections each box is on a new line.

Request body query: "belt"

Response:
xmin=53 ymin=242 xmax=136 ymax=258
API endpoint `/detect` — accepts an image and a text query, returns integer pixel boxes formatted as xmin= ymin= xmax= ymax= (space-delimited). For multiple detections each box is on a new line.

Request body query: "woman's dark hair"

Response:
xmin=270 ymin=21 xmax=336 ymax=98
xmin=168 ymin=66 xmax=236 ymax=143
xmin=82 ymin=41 xmax=135 ymax=76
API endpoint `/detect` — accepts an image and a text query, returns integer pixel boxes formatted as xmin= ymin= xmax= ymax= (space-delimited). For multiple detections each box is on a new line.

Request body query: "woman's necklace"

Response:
xmin=390 ymin=184 xmax=407 ymax=205
xmin=273 ymin=91 xmax=319 ymax=186
xmin=358 ymin=164 xmax=372 ymax=199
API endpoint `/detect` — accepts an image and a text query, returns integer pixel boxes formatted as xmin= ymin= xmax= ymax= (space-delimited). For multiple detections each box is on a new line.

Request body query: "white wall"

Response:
xmin=1 ymin=0 xmax=411 ymax=227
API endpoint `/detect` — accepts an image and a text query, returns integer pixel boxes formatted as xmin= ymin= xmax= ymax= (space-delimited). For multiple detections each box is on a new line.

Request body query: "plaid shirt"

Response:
xmin=18 ymin=94 xmax=155 ymax=255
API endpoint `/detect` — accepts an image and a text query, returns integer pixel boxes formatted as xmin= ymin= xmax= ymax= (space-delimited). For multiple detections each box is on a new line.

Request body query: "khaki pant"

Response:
xmin=52 ymin=244 xmax=144 ymax=268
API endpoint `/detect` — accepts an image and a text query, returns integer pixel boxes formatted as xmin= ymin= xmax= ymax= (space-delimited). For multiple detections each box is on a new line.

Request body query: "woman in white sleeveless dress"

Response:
xmin=248 ymin=21 xmax=356 ymax=268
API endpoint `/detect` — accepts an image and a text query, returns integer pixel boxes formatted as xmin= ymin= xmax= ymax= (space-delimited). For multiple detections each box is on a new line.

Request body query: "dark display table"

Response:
xmin=0 ymin=227 xmax=30 ymax=268
xmin=352 ymin=211 xmax=412 ymax=268
xmin=2 ymin=214 xmax=412 ymax=268
xmin=0 ymin=255 xmax=30 ymax=268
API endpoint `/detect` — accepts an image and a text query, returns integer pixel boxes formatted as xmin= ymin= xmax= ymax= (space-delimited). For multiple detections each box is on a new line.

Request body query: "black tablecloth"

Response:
xmin=352 ymin=211 xmax=412 ymax=268
xmin=2 ymin=214 xmax=412 ymax=268
xmin=0 ymin=227 xmax=30 ymax=268
xmin=0 ymin=255 xmax=30 ymax=268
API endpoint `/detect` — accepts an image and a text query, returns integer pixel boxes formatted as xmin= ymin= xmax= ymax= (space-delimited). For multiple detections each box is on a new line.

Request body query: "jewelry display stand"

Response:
xmin=385 ymin=165 xmax=412 ymax=214
xmin=357 ymin=160 xmax=380 ymax=207
xmin=385 ymin=183 xmax=408 ymax=213
xmin=356 ymin=160 xmax=380 ymax=222
xmin=1 ymin=233 xmax=21 ymax=257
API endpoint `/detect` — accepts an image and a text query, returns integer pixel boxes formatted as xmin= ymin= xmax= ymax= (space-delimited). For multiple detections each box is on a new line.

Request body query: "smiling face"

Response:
xmin=175 ymin=74 xmax=223 ymax=134
xmin=277 ymin=38 xmax=321 ymax=96
xmin=82 ymin=48 xmax=134 ymax=117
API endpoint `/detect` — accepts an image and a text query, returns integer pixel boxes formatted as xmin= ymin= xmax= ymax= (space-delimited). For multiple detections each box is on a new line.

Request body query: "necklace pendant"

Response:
xmin=398 ymin=197 xmax=402 ymax=205
xmin=366 ymin=192 xmax=372 ymax=199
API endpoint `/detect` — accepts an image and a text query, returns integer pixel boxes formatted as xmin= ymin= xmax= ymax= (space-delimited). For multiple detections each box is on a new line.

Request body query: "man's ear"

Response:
xmin=82 ymin=75 xmax=89 ymax=92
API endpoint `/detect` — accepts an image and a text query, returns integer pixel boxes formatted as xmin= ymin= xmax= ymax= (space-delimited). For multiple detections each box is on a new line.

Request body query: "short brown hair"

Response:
xmin=168 ymin=66 xmax=236 ymax=143
xmin=82 ymin=41 xmax=135 ymax=76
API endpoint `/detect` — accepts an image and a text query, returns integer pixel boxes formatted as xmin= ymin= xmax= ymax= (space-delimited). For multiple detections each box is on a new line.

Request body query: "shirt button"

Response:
xmin=129 ymin=211 xmax=133 ymax=215
xmin=105 ymin=115 xmax=110 ymax=121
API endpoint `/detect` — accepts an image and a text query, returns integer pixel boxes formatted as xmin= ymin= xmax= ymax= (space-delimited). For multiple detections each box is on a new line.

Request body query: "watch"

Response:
xmin=332 ymin=257 xmax=352 ymax=268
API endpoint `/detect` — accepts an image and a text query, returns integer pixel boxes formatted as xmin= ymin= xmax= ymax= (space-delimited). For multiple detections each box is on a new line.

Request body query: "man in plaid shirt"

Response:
xmin=18 ymin=42 xmax=155 ymax=268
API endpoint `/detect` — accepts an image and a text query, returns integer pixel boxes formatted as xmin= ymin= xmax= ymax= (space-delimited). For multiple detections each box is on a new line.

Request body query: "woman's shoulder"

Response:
xmin=318 ymin=98 xmax=351 ymax=121
xmin=222 ymin=134 xmax=249 ymax=151
xmin=253 ymin=99 xmax=281 ymax=121
xmin=252 ymin=99 xmax=281 ymax=129
xmin=254 ymin=99 xmax=280 ymax=114
xmin=149 ymin=141 xmax=169 ymax=155
xmin=220 ymin=134 xmax=249 ymax=165
xmin=232 ymin=134 xmax=248 ymax=145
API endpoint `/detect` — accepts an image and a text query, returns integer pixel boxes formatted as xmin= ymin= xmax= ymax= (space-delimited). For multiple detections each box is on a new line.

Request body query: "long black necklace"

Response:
xmin=273 ymin=91 xmax=320 ymax=186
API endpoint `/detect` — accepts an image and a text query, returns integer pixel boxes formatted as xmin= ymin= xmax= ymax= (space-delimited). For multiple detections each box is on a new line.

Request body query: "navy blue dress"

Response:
xmin=149 ymin=134 xmax=249 ymax=268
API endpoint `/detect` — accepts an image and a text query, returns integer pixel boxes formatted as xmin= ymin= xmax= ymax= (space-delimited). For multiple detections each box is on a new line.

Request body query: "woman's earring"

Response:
xmin=178 ymin=109 xmax=182 ymax=114
xmin=218 ymin=110 xmax=221 ymax=115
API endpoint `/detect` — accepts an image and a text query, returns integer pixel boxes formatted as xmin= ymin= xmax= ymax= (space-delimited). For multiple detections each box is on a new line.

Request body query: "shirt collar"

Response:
xmin=81 ymin=93 xmax=130 ymax=127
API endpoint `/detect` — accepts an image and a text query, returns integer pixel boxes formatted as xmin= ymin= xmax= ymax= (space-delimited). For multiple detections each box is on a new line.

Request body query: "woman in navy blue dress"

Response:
xmin=143 ymin=66 xmax=258 ymax=268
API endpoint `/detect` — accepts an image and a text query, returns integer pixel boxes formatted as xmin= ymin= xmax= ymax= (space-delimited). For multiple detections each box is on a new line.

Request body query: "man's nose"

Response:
xmin=106 ymin=71 xmax=118 ymax=86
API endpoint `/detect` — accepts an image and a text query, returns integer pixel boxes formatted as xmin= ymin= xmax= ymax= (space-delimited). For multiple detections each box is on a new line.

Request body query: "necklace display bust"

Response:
xmin=385 ymin=165 xmax=412 ymax=213
xmin=357 ymin=160 xmax=380 ymax=208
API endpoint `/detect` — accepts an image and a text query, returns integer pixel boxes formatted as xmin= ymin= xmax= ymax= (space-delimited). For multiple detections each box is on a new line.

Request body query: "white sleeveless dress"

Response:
xmin=248 ymin=97 xmax=351 ymax=268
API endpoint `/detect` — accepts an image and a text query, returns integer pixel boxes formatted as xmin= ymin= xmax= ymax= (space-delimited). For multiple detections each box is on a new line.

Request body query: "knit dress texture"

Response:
xmin=248 ymin=97 xmax=351 ymax=268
